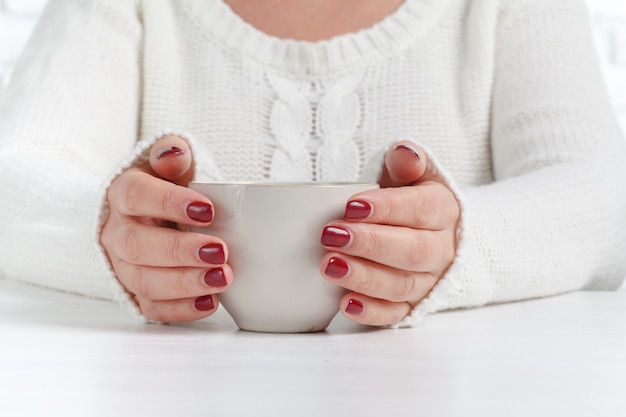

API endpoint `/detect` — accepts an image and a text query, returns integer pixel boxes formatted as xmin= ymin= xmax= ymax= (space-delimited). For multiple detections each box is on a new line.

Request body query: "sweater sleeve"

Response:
xmin=393 ymin=0 xmax=626 ymax=327
xmin=0 ymin=0 xmax=144 ymax=307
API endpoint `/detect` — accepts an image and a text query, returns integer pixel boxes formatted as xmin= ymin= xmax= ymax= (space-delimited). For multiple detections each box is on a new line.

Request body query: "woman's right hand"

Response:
xmin=100 ymin=135 xmax=232 ymax=322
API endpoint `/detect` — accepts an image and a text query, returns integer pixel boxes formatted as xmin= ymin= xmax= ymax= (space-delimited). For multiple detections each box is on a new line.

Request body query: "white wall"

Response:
xmin=0 ymin=0 xmax=47 ymax=89
xmin=588 ymin=0 xmax=626 ymax=132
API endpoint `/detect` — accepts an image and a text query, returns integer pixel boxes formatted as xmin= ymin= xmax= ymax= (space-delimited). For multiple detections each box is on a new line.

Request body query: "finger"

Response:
xmin=343 ymin=182 xmax=460 ymax=230
xmin=320 ymin=253 xmax=437 ymax=304
xmin=320 ymin=222 xmax=453 ymax=273
xmin=379 ymin=141 xmax=428 ymax=188
xmin=148 ymin=134 xmax=194 ymax=185
xmin=108 ymin=168 xmax=214 ymax=225
xmin=113 ymin=260 xmax=232 ymax=301
xmin=102 ymin=221 xmax=228 ymax=267
xmin=136 ymin=294 xmax=219 ymax=323
xmin=339 ymin=293 xmax=411 ymax=327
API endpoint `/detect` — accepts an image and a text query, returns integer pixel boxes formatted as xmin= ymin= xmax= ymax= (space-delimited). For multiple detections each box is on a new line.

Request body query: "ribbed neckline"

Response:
xmin=184 ymin=0 xmax=449 ymax=79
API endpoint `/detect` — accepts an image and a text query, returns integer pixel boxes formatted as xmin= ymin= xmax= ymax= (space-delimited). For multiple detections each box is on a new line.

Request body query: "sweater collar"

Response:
xmin=183 ymin=0 xmax=450 ymax=79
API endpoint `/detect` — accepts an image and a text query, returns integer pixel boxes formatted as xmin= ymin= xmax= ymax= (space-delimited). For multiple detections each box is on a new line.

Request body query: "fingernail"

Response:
xmin=321 ymin=226 xmax=351 ymax=248
xmin=345 ymin=200 xmax=372 ymax=220
xmin=194 ymin=295 xmax=215 ymax=312
xmin=186 ymin=201 xmax=214 ymax=223
xmin=345 ymin=299 xmax=364 ymax=315
xmin=204 ymin=268 xmax=227 ymax=287
xmin=325 ymin=257 xmax=349 ymax=278
xmin=157 ymin=146 xmax=185 ymax=159
xmin=394 ymin=144 xmax=420 ymax=161
xmin=199 ymin=243 xmax=226 ymax=264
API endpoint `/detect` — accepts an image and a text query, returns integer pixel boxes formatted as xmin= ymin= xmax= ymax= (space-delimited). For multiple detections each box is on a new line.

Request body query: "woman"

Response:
xmin=1 ymin=0 xmax=625 ymax=327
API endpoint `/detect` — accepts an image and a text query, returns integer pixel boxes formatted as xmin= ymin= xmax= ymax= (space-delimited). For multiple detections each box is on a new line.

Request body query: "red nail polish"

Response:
xmin=194 ymin=295 xmax=215 ymax=312
xmin=187 ymin=201 xmax=214 ymax=222
xmin=157 ymin=146 xmax=185 ymax=159
xmin=199 ymin=243 xmax=225 ymax=264
xmin=320 ymin=226 xmax=351 ymax=248
xmin=345 ymin=299 xmax=364 ymax=315
xmin=345 ymin=200 xmax=372 ymax=220
xmin=204 ymin=268 xmax=227 ymax=287
xmin=325 ymin=257 xmax=349 ymax=278
xmin=394 ymin=144 xmax=420 ymax=161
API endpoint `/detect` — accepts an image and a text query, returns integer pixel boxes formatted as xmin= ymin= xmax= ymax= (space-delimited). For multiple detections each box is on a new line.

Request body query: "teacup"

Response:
xmin=189 ymin=181 xmax=378 ymax=333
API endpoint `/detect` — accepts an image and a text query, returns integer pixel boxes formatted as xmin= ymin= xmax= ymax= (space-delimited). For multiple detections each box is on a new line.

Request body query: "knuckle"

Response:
xmin=386 ymin=192 xmax=405 ymax=223
xmin=118 ymin=225 xmax=141 ymax=263
xmin=356 ymin=265 xmax=378 ymax=297
xmin=364 ymin=308 xmax=384 ymax=325
xmin=366 ymin=302 xmax=410 ymax=327
xmin=434 ymin=234 xmax=456 ymax=277
xmin=137 ymin=298 xmax=160 ymax=321
xmin=416 ymin=190 xmax=437 ymax=220
xmin=446 ymin=192 xmax=461 ymax=220
xmin=173 ymin=300 xmax=197 ymax=321
xmin=441 ymin=233 xmax=456 ymax=265
xmin=100 ymin=223 xmax=114 ymax=251
xmin=433 ymin=185 xmax=460 ymax=226
xmin=119 ymin=171 xmax=145 ymax=214
xmin=362 ymin=227 xmax=387 ymax=260
xmin=391 ymin=272 xmax=419 ymax=302
xmin=375 ymin=193 xmax=396 ymax=224
xmin=166 ymin=234 xmax=186 ymax=265
xmin=390 ymin=303 xmax=411 ymax=324
xmin=368 ymin=304 xmax=397 ymax=327
xmin=406 ymin=240 xmax=430 ymax=270
xmin=129 ymin=266 xmax=152 ymax=299
xmin=170 ymin=268 xmax=191 ymax=296
xmin=158 ymin=187 xmax=179 ymax=219
xmin=373 ymin=189 xmax=405 ymax=224
xmin=107 ymin=176 xmax=124 ymax=206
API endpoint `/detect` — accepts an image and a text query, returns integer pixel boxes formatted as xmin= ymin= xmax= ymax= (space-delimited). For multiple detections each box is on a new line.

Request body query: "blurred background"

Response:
xmin=1 ymin=0 xmax=626 ymax=133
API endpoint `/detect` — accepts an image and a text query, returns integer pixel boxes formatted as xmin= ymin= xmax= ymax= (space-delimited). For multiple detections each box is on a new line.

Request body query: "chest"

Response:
xmin=138 ymin=1 xmax=495 ymax=186
xmin=222 ymin=0 xmax=405 ymax=42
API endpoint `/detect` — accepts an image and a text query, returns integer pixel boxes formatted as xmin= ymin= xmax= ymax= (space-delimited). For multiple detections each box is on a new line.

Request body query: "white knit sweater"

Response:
xmin=1 ymin=0 xmax=625 ymax=326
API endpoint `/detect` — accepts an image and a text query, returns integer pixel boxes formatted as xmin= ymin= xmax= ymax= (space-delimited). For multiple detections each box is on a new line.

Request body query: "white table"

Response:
xmin=0 ymin=279 xmax=624 ymax=417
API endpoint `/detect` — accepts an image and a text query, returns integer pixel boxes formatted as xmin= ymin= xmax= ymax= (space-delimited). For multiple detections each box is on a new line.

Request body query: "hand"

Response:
xmin=320 ymin=141 xmax=460 ymax=326
xmin=100 ymin=135 xmax=233 ymax=322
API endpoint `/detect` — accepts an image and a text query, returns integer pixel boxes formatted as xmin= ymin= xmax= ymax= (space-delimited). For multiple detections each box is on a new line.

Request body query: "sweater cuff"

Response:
xmin=94 ymin=130 xmax=205 ymax=323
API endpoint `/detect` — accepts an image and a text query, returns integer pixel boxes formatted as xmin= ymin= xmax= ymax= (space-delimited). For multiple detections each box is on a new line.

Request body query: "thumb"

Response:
xmin=148 ymin=135 xmax=195 ymax=186
xmin=379 ymin=141 xmax=429 ymax=188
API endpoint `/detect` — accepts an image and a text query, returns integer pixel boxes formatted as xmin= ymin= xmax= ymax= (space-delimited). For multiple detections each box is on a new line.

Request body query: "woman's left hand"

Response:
xmin=320 ymin=141 xmax=460 ymax=326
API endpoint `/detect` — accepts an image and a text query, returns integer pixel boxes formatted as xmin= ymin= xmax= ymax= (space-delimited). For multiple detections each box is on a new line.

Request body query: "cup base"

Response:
xmin=232 ymin=316 xmax=336 ymax=333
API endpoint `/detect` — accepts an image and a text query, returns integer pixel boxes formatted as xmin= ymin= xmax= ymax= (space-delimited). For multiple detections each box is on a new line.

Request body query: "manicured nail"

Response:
xmin=204 ymin=268 xmax=227 ymax=287
xmin=321 ymin=226 xmax=351 ymax=248
xmin=186 ymin=201 xmax=214 ymax=223
xmin=194 ymin=295 xmax=215 ymax=312
xmin=345 ymin=200 xmax=372 ymax=220
xmin=345 ymin=299 xmax=364 ymax=315
xmin=157 ymin=146 xmax=185 ymax=159
xmin=199 ymin=243 xmax=226 ymax=264
xmin=394 ymin=144 xmax=420 ymax=161
xmin=325 ymin=257 xmax=349 ymax=278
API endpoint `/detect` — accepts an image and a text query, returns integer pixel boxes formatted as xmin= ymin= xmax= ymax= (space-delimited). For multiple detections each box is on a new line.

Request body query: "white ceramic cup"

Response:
xmin=189 ymin=181 xmax=379 ymax=333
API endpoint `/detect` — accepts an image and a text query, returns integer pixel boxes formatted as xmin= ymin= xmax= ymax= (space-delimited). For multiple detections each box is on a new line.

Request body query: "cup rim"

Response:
xmin=189 ymin=181 xmax=379 ymax=188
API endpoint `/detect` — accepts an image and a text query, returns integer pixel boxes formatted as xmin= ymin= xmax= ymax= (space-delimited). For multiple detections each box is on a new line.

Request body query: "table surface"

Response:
xmin=0 ymin=279 xmax=624 ymax=417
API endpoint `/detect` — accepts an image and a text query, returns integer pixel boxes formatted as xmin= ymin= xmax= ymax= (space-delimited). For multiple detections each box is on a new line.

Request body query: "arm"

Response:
xmin=322 ymin=0 xmax=626 ymax=327
xmin=411 ymin=0 xmax=626 ymax=321
xmin=0 ymin=0 xmax=142 ymax=302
